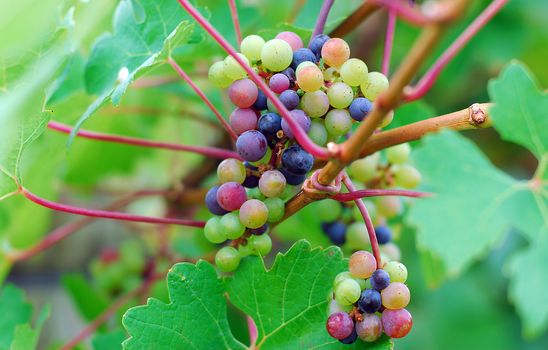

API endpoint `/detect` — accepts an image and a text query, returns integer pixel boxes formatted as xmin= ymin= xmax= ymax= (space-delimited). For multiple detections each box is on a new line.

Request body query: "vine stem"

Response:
xmin=176 ymin=0 xmax=332 ymax=160
xmin=342 ymin=173 xmax=382 ymax=266
xmin=227 ymin=0 xmax=242 ymax=45
xmin=59 ymin=272 xmax=162 ymax=350
xmin=309 ymin=0 xmax=335 ymax=44
xmin=21 ymin=187 xmax=205 ymax=228
xmin=166 ymin=57 xmax=238 ymax=141
xmin=382 ymin=10 xmax=397 ymax=76
xmin=332 ymin=189 xmax=431 ymax=202
xmin=47 ymin=121 xmax=241 ymax=160
xmin=404 ymin=0 xmax=508 ymax=101
xmin=6 ymin=190 xmax=168 ymax=262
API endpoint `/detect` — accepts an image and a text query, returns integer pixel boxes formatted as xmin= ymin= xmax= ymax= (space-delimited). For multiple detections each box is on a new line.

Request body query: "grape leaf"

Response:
xmin=122 ymin=261 xmax=246 ymax=349
xmin=62 ymin=273 xmax=110 ymax=321
xmin=0 ymin=284 xmax=32 ymax=349
xmin=10 ymin=305 xmax=50 ymax=350
xmin=225 ymin=240 xmax=392 ymax=350
xmin=92 ymin=328 xmax=127 ymax=350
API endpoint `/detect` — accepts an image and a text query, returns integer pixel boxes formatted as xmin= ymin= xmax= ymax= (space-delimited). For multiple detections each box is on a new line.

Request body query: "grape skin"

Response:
xmin=381 ymin=282 xmax=411 ymax=309
xmin=375 ymin=225 xmax=392 ymax=244
xmin=340 ymin=58 xmax=368 ymax=86
xmin=384 ymin=261 xmax=408 ymax=283
xmin=327 ymin=82 xmax=354 ymax=109
xmin=228 ymin=79 xmax=258 ymax=108
xmin=216 ymin=182 xmax=248 ymax=211
xmin=322 ymin=221 xmax=347 ymax=245
xmin=224 ymin=53 xmax=250 ymax=80
xmin=296 ymin=65 xmax=324 ymax=92
xmin=308 ymin=120 xmax=328 ymax=146
xmin=382 ymin=308 xmax=413 ymax=338
xmin=258 ymin=170 xmax=286 ymax=198
xmin=326 ymin=312 xmax=354 ymax=340
xmin=358 ymin=288 xmax=382 ymax=313
xmin=220 ymin=212 xmax=246 ymax=239
xmin=217 ymin=158 xmax=246 ymax=184
xmin=309 ymin=34 xmax=330 ymax=57
xmin=230 ymin=108 xmax=258 ymax=135
xmin=208 ymin=61 xmax=232 ymax=88
xmin=281 ymin=109 xmax=311 ymax=139
xmin=215 ymin=246 xmax=241 ymax=272
xmin=275 ymin=31 xmax=303 ymax=51
xmin=301 ymin=91 xmax=329 ymax=118
xmin=240 ymin=34 xmax=265 ymax=61
xmin=321 ymin=38 xmax=350 ymax=68
xmin=291 ymin=48 xmax=317 ymax=69
xmin=239 ymin=199 xmax=269 ymax=229
xmin=261 ymin=39 xmax=293 ymax=72
xmin=248 ymin=233 xmax=272 ymax=255
xmin=269 ymin=73 xmax=290 ymax=93
xmin=356 ymin=313 xmax=383 ymax=342
xmin=386 ymin=143 xmax=411 ymax=164
xmin=264 ymin=197 xmax=285 ymax=222
xmin=371 ymin=269 xmax=391 ymax=291
xmin=347 ymin=153 xmax=380 ymax=182
xmin=324 ymin=109 xmax=352 ymax=136
xmin=361 ymin=71 xmax=389 ymax=101
xmin=348 ymin=250 xmax=377 ymax=278
xmin=392 ymin=164 xmax=422 ymax=189
xmin=205 ymin=186 xmax=229 ymax=215
xmin=204 ymin=217 xmax=226 ymax=243
xmin=236 ymin=130 xmax=268 ymax=162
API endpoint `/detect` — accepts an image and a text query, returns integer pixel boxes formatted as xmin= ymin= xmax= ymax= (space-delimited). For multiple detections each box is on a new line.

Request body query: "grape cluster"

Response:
xmin=326 ymin=250 xmax=412 ymax=343
xmin=206 ymin=31 xmax=390 ymax=272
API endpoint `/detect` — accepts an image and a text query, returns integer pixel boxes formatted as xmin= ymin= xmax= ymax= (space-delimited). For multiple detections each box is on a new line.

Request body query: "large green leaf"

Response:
xmin=225 ymin=241 xmax=392 ymax=350
xmin=122 ymin=261 xmax=246 ymax=349
xmin=0 ymin=285 xmax=32 ymax=349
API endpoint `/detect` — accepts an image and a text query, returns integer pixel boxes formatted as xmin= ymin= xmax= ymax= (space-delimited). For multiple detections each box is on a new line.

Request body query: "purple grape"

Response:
xmin=349 ymin=97 xmax=373 ymax=121
xmin=228 ymin=79 xmax=258 ymax=108
xmin=281 ymin=67 xmax=296 ymax=86
xmin=339 ymin=327 xmax=357 ymax=344
xmin=242 ymin=162 xmax=260 ymax=188
xmin=309 ymin=34 xmax=330 ymax=57
xmin=253 ymin=89 xmax=268 ymax=111
xmin=248 ymin=224 xmax=268 ymax=235
xmin=205 ymin=186 xmax=229 ymax=215
xmin=281 ymin=109 xmax=310 ymax=139
xmin=358 ymin=289 xmax=382 ymax=314
xmin=230 ymin=108 xmax=258 ymax=135
xmin=375 ymin=225 xmax=392 ymax=244
xmin=370 ymin=269 xmax=390 ymax=291
xmin=321 ymin=221 xmax=347 ymax=245
xmin=258 ymin=112 xmax=282 ymax=138
xmin=216 ymin=182 xmax=247 ymax=211
xmin=279 ymin=90 xmax=300 ymax=110
xmin=326 ymin=312 xmax=354 ymax=340
xmin=280 ymin=167 xmax=306 ymax=185
xmin=290 ymin=48 xmax=317 ymax=69
xmin=269 ymin=73 xmax=290 ymax=93
xmin=281 ymin=145 xmax=313 ymax=175
xmin=236 ymin=130 xmax=268 ymax=162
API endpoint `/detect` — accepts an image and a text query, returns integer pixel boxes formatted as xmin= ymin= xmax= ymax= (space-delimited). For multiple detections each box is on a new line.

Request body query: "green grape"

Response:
xmin=220 ymin=212 xmax=246 ymax=239
xmin=264 ymin=197 xmax=285 ymax=223
xmin=247 ymin=187 xmax=266 ymax=200
xmin=248 ymin=233 xmax=272 ymax=256
xmin=295 ymin=61 xmax=316 ymax=75
xmin=238 ymin=243 xmax=253 ymax=257
xmin=334 ymin=278 xmax=361 ymax=305
xmin=349 ymin=250 xmax=377 ymax=278
xmin=340 ymin=58 xmax=368 ymax=86
xmin=392 ymin=164 xmax=421 ymax=188
xmin=347 ymin=153 xmax=380 ymax=182
xmin=323 ymin=66 xmax=339 ymax=82
xmin=346 ymin=222 xmax=371 ymax=251
xmin=259 ymin=170 xmax=286 ymax=198
xmin=301 ymin=91 xmax=329 ymax=118
xmin=327 ymin=82 xmax=354 ymax=108
xmin=328 ymin=299 xmax=353 ymax=314
xmin=308 ymin=120 xmax=328 ymax=146
xmin=249 ymin=147 xmax=272 ymax=167
xmin=380 ymin=243 xmax=402 ymax=262
xmin=296 ymin=64 xmax=324 ymax=92
xmin=315 ymin=199 xmax=342 ymax=222
xmin=325 ymin=109 xmax=352 ymax=136
xmin=334 ymin=271 xmax=366 ymax=290
xmin=384 ymin=261 xmax=408 ymax=283
xmin=204 ymin=216 xmax=226 ymax=243
xmin=239 ymin=199 xmax=269 ymax=228
xmin=217 ymin=158 xmax=246 ymax=184
xmin=376 ymin=196 xmax=402 ymax=218
xmin=386 ymin=143 xmax=411 ymax=164
xmin=215 ymin=246 xmax=241 ymax=272
xmin=380 ymin=110 xmax=394 ymax=128
xmin=240 ymin=34 xmax=265 ymax=61
xmin=260 ymin=39 xmax=293 ymax=72
xmin=208 ymin=61 xmax=232 ymax=88
xmin=360 ymin=71 xmax=389 ymax=101
xmin=280 ymin=185 xmax=296 ymax=200
xmin=381 ymin=282 xmax=410 ymax=309
xmin=224 ymin=53 xmax=250 ymax=80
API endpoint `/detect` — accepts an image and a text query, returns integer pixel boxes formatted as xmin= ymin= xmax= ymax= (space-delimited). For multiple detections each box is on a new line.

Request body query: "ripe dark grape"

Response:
xmin=321 ymin=221 xmax=347 ymax=245
xmin=242 ymin=162 xmax=260 ymax=188
xmin=236 ymin=130 xmax=268 ymax=162
xmin=205 ymin=186 xmax=229 ymax=215
xmin=348 ymin=97 xmax=373 ymax=121
xmin=291 ymin=48 xmax=317 ymax=69
xmin=326 ymin=312 xmax=354 ymax=340
xmin=216 ymin=182 xmax=247 ymax=211
xmin=358 ymin=289 xmax=382 ymax=313
xmin=382 ymin=308 xmax=413 ymax=338
xmin=253 ymin=89 xmax=267 ymax=110
xmin=258 ymin=112 xmax=282 ymax=137
xmin=281 ymin=67 xmax=296 ymax=86
xmin=370 ymin=269 xmax=390 ymax=291
xmin=309 ymin=34 xmax=330 ymax=57
xmin=375 ymin=225 xmax=392 ymax=244
xmin=339 ymin=327 xmax=357 ymax=344
xmin=281 ymin=109 xmax=311 ymax=139
xmin=248 ymin=224 xmax=268 ymax=235
xmin=281 ymin=145 xmax=314 ymax=175
xmin=230 ymin=108 xmax=258 ymax=135
xmin=279 ymin=90 xmax=300 ymax=110
xmin=280 ymin=167 xmax=306 ymax=185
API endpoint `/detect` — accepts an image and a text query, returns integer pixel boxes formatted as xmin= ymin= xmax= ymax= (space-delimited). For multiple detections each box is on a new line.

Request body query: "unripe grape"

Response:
xmin=360 ymin=71 xmax=389 ymax=101
xmin=275 ymin=31 xmax=303 ymax=51
xmin=300 ymin=91 xmax=329 ymax=118
xmin=220 ymin=212 xmax=246 ymax=239
xmin=327 ymin=82 xmax=354 ymax=108
xmin=392 ymin=164 xmax=422 ymax=188
xmin=308 ymin=120 xmax=328 ymax=146
xmin=386 ymin=143 xmax=411 ymax=164
xmin=261 ymin=39 xmax=293 ymax=72
xmin=321 ymin=38 xmax=350 ymax=67
xmin=345 ymin=222 xmax=370 ymax=250
xmin=224 ymin=53 xmax=250 ymax=80
xmin=217 ymin=158 xmax=246 ymax=184
xmin=348 ymin=250 xmax=377 ymax=278
xmin=264 ymin=197 xmax=285 ymax=222
xmin=315 ymin=199 xmax=342 ymax=222
xmin=325 ymin=109 xmax=352 ymax=136
xmin=334 ymin=278 xmax=361 ymax=305
xmin=340 ymin=58 xmax=368 ymax=86
xmin=258 ymin=170 xmax=286 ymax=198
xmin=323 ymin=67 xmax=339 ymax=81
xmin=296 ymin=64 xmax=324 ymax=92
xmin=376 ymin=196 xmax=402 ymax=218
xmin=381 ymin=282 xmax=410 ymax=309
xmin=333 ymin=271 xmax=366 ymax=290
xmin=215 ymin=246 xmax=241 ymax=272
xmin=204 ymin=217 xmax=226 ymax=243
xmin=295 ymin=61 xmax=316 ymax=75
xmin=208 ymin=61 xmax=232 ymax=88
xmin=239 ymin=199 xmax=269 ymax=229
xmin=328 ymin=299 xmax=353 ymax=315
xmin=347 ymin=153 xmax=380 ymax=182
xmin=240 ymin=34 xmax=265 ymax=61
xmin=384 ymin=261 xmax=408 ymax=283
xmin=356 ymin=313 xmax=382 ymax=342
xmin=382 ymin=308 xmax=413 ymax=338
xmin=380 ymin=243 xmax=402 ymax=263
xmin=248 ymin=233 xmax=272 ymax=256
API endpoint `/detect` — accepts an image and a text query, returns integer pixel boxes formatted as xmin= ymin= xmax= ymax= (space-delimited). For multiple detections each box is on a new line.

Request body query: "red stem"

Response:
xmin=332 ymin=188 xmax=431 ymax=202
xmin=370 ymin=0 xmax=430 ymax=26
xmin=176 ymin=0 xmax=332 ymax=160
xmin=228 ymin=0 xmax=242 ymax=45
xmin=247 ymin=316 xmax=258 ymax=347
xmin=48 ymin=121 xmax=241 ymax=160
xmin=309 ymin=0 xmax=335 ymax=44
xmin=166 ymin=57 xmax=238 ymax=141
xmin=342 ymin=173 xmax=382 ymax=267
xmin=382 ymin=10 xmax=397 ymax=76
xmin=59 ymin=273 xmax=161 ymax=350
xmin=404 ymin=0 xmax=508 ymax=101
xmin=21 ymin=187 xmax=205 ymax=228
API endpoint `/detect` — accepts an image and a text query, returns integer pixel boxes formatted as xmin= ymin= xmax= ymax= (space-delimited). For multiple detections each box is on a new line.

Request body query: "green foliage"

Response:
xmin=62 ymin=273 xmax=110 ymax=322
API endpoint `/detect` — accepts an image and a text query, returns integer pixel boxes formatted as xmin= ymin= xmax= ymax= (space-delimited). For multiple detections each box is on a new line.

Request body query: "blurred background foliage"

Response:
xmin=0 ymin=0 xmax=547 ymax=349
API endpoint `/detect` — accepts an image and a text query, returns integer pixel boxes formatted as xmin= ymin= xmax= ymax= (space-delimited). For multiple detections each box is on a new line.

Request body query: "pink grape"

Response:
xmin=296 ymin=65 xmax=324 ymax=92
xmin=382 ymin=308 xmax=413 ymax=338
xmin=258 ymin=170 xmax=286 ymax=198
xmin=228 ymin=79 xmax=258 ymax=108
xmin=239 ymin=199 xmax=269 ymax=229
xmin=381 ymin=282 xmax=411 ymax=309
xmin=276 ymin=31 xmax=303 ymax=51
xmin=269 ymin=73 xmax=290 ymax=93
xmin=230 ymin=108 xmax=258 ymax=135
xmin=355 ymin=313 xmax=382 ymax=342
xmin=348 ymin=250 xmax=377 ymax=278
xmin=216 ymin=182 xmax=247 ymax=211
xmin=326 ymin=312 xmax=354 ymax=340
xmin=321 ymin=38 xmax=350 ymax=67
